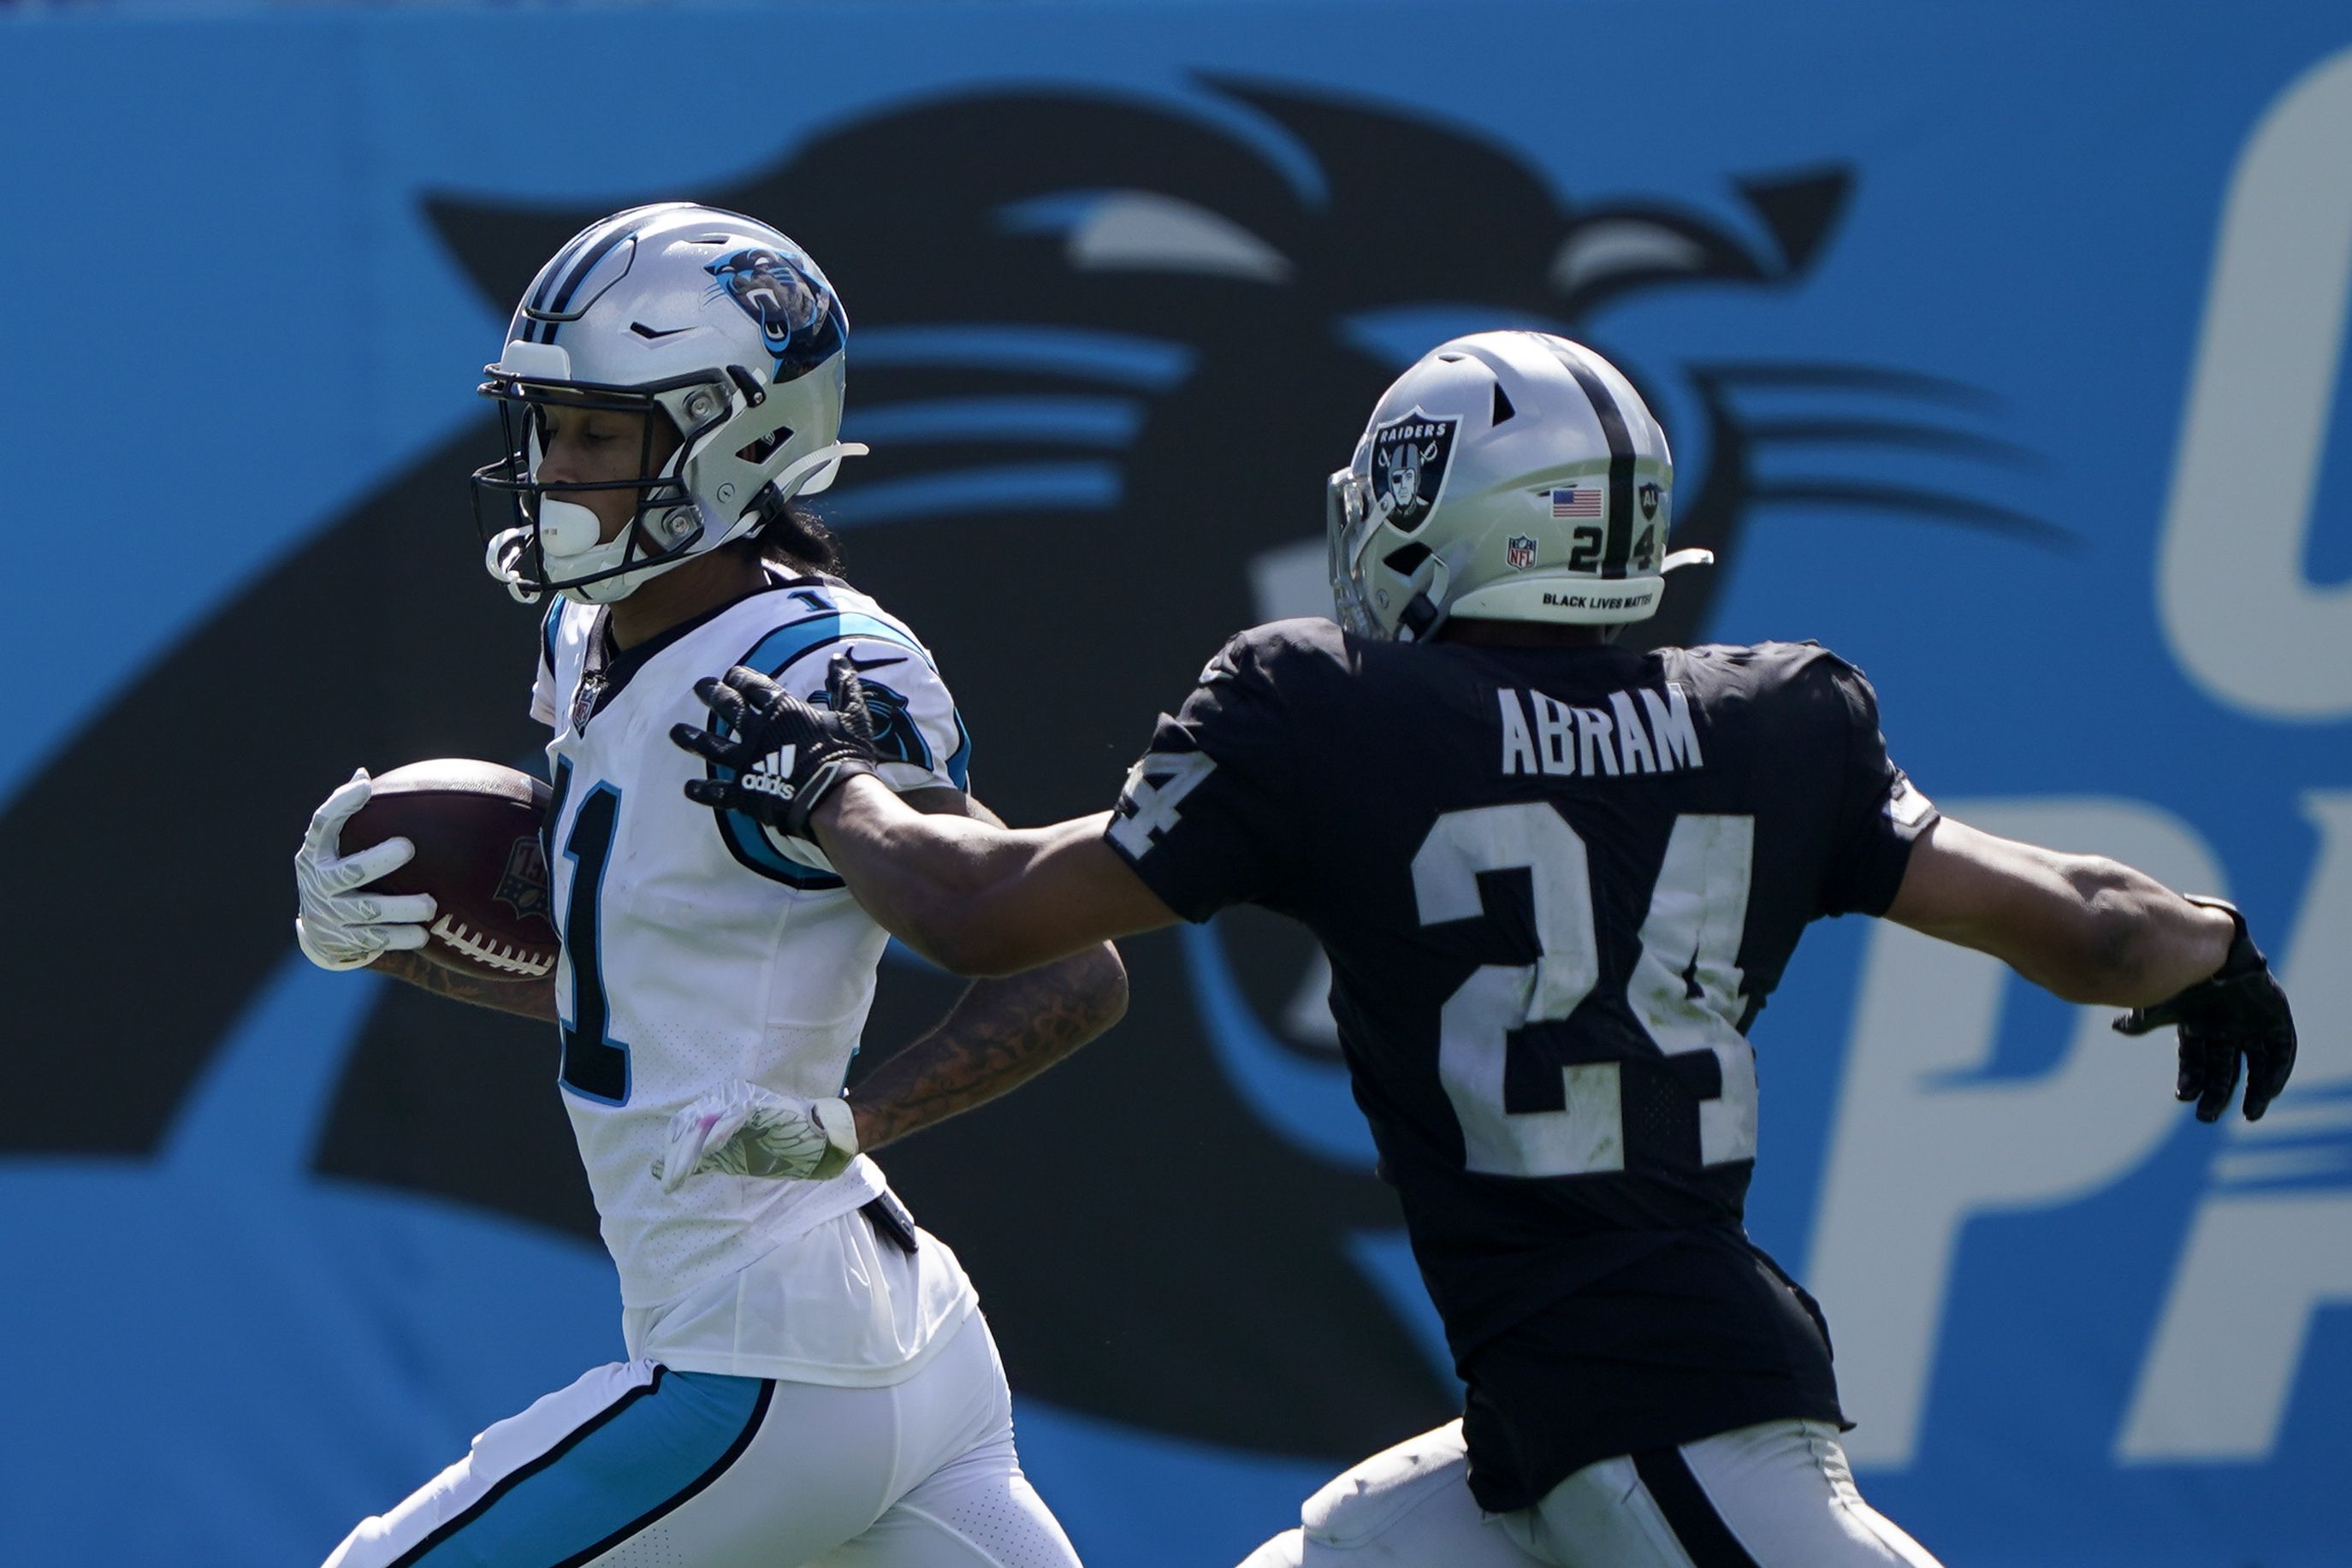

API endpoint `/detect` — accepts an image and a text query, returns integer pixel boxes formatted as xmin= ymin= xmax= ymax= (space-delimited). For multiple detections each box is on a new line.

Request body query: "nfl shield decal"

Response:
xmin=1507 ymin=534 xmax=1538 ymax=569
xmin=495 ymin=835 xmax=553 ymax=922
xmin=1370 ymin=408 xmax=1459 ymax=531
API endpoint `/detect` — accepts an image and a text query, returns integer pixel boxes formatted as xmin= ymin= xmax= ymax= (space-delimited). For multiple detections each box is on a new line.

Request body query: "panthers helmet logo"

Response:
xmin=704 ymin=246 xmax=844 ymax=380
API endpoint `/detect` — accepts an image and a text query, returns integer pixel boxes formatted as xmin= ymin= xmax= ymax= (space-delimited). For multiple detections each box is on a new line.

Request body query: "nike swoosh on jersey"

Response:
xmin=840 ymin=650 xmax=909 ymax=673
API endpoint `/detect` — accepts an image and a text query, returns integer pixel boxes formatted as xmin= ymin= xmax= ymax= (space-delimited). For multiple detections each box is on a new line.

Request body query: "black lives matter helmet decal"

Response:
xmin=1370 ymin=409 xmax=1459 ymax=534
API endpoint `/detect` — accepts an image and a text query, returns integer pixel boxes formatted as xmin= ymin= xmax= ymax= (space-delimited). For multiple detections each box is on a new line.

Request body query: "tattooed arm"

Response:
xmin=848 ymin=789 xmax=1129 ymax=1151
xmin=370 ymin=948 xmax=560 ymax=1023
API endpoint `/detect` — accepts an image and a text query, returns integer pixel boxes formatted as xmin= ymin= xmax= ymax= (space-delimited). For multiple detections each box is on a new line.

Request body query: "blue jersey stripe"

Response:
xmin=944 ymin=708 xmax=974 ymax=790
xmin=709 ymin=610 xmax=965 ymax=884
xmin=738 ymin=610 xmax=937 ymax=682
xmin=400 ymin=1371 xmax=770 ymax=1566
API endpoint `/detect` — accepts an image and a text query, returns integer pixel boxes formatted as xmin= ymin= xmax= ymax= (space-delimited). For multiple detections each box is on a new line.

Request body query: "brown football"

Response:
xmin=341 ymin=759 xmax=559 ymax=982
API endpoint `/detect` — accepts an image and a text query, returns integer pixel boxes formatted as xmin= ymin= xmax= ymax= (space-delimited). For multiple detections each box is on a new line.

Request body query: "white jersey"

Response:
xmin=528 ymin=569 xmax=975 ymax=1377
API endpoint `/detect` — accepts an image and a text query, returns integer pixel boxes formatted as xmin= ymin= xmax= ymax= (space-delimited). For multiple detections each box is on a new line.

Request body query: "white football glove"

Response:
xmin=652 ymin=1081 xmax=860 ymax=1192
xmin=293 ymin=767 xmax=437 ymax=972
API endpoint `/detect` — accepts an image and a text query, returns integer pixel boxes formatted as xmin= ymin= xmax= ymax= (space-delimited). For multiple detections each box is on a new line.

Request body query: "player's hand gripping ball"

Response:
xmin=2112 ymin=898 xmax=2297 ymax=1122
xmin=652 ymin=1080 xmax=861 ymax=1191
xmin=296 ymin=760 xmax=560 ymax=981
xmin=671 ymin=650 xmax=885 ymax=840
xmin=293 ymin=769 xmax=438 ymax=972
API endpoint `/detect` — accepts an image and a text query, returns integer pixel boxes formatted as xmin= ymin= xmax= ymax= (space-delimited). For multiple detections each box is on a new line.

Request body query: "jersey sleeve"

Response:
xmin=767 ymin=633 xmax=971 ymax=797
xmin=698 ymin=600 xmax=973 ymax=886
xmin=1813 ymin=656 xmax=1938 ymax=918
xmin=1104 ymin=630 xmax=1310 ymax=923
xmin=528 ymin=603 xmax=561 ymax=729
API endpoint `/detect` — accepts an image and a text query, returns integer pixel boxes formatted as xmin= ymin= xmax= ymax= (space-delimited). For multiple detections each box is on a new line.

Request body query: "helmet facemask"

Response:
xmin=1328 ymin=461 xmax=1451 ymax=642
xmin=473 ymin=368 xmax=726 ymax=606
xmin=1326 ymin=465 xmax=1381 ymax=639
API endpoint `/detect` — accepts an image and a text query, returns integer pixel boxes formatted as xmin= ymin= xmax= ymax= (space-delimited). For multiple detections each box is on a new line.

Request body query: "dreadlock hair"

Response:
xmin=732 ymin=491 xmax=846 ymax=579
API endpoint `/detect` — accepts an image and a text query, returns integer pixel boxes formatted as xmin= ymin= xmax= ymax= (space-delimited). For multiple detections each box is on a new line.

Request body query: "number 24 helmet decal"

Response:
xmin=1328 ymin=331 xmax=1711 ymax=641
xmin=474 ymin=203 xmax=866 ymax=606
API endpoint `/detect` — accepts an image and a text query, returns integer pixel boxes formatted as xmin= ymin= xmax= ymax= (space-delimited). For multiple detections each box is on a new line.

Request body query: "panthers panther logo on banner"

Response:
xmin=3 ymin=78 xmax=2067 ymax=1464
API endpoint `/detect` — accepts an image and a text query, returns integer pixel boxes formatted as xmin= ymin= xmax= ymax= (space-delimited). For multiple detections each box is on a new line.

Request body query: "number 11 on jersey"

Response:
xmin=547 ymin=761 xmax=632 ymax=1105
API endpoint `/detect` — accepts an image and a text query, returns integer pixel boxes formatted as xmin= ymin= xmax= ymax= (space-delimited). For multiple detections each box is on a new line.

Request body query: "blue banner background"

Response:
xmin=3 ymin=3 xmax=2348 ymax=1565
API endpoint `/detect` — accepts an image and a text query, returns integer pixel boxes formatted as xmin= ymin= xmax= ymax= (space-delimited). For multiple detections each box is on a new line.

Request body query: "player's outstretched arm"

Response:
xmin=815 ymin=777 xmax=1180 ymax=975
xmin=668 ymin=654 xmax=1182 ymax=974
xmin=839 ymin=787 xmax=1130 ymax=1151
xmin=1887 ymin=815 xmax=2296 ymax=1121
xmin=1887 ymin=817 xmax=2234 ymax=1004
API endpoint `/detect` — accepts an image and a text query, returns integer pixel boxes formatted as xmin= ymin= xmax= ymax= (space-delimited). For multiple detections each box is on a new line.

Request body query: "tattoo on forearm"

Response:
xmin=372 ymin=948 xmax=560 ymax=1022
xmin=851 ymin=944 xmax=1127 ymax=1151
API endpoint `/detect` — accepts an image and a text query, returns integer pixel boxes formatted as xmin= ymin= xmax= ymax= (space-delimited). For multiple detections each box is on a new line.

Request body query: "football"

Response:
xmin=342 ymin=759 xmax=560 ymax=981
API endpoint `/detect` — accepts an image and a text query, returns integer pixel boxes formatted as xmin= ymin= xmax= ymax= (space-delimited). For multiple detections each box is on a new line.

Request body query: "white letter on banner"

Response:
xmin=1808 ymin=799 xmax=2223 ymax=1469
xmin=2157 ymin=44 xmax=2352 ymax=720
xmin=2118 ymin=790 xmax=2352 ymax=1461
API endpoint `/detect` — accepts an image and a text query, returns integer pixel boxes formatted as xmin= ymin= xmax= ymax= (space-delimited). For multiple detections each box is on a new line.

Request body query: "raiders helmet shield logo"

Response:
xmin=1638 ymin=481 xmax=1662 ymax=520
xmin=1370 ymin=408 xmax=1459 ymax=533
xmin=1506 ymin=534 xmax=1538 ymax=570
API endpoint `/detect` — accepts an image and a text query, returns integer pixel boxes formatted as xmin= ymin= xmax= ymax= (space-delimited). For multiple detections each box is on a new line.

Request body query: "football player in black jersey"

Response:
xmin=671 ymin=331 xmax=2295 ymax=1567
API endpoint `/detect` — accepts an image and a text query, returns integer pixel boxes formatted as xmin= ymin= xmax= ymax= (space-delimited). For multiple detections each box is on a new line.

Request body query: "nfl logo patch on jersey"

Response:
xmin=495 ymin=836 xmax=552 ymax=921
xmin=1507 ymin=535 xmax=1538 ymax=570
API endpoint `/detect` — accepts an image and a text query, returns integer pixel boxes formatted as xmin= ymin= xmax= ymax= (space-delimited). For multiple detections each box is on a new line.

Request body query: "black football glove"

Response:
xmin=670 ymin=651 xmax=884 ymax=841
xmin=2112 ymin=898 xmax=2296 ymax=1123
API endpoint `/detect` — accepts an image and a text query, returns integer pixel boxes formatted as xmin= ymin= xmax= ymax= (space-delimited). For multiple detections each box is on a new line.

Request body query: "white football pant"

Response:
xmin=1236 ymin=1419 xmax=1534 ymax=1568
xmin=322 ymin=1311 xmax=1076 ymax=1567
xmin=1238 ymin=1418 xmax=1945 ymax=1568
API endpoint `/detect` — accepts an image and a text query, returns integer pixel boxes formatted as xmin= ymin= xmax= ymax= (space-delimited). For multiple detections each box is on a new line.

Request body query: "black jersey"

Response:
xmin=1104 ymin=618 xmax=1936 ymax=1508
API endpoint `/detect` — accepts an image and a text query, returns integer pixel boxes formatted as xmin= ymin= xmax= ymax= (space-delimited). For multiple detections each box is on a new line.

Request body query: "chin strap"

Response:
xmin=484 ymin=527 xmax=543 ymax=605
xmin=1396 ymin=593 xmax=1443 ymax=643
xmin=1663 ymin=547 xmax=1716 ymax=571
xmin=1393 ymin=554 xmax=1451 ymax=643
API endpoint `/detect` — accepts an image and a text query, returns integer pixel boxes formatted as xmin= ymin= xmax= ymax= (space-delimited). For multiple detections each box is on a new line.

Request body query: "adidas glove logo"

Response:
xmin=741 ymin=744 xmax=798 ymax=800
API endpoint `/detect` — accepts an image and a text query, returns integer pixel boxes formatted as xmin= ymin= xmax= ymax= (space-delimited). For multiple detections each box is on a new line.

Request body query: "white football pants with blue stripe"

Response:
xmin=1237 ymin=1419 xmax=1943 ymax=1568
xmin=322 ymin=1311 xmax=1077 ymax=1567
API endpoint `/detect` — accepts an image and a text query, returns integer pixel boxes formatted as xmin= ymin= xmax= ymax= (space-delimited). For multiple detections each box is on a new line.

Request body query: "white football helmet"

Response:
xmin=1327 ymin=331 xmax=1709 ymax=640
xmin=472 ymin=203 xmax=867 ymax=604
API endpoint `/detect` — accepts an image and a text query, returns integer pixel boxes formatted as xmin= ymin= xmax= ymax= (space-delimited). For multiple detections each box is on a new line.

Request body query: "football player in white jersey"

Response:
xmin=291 ymin=204 xmax=1123 ymax=1567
